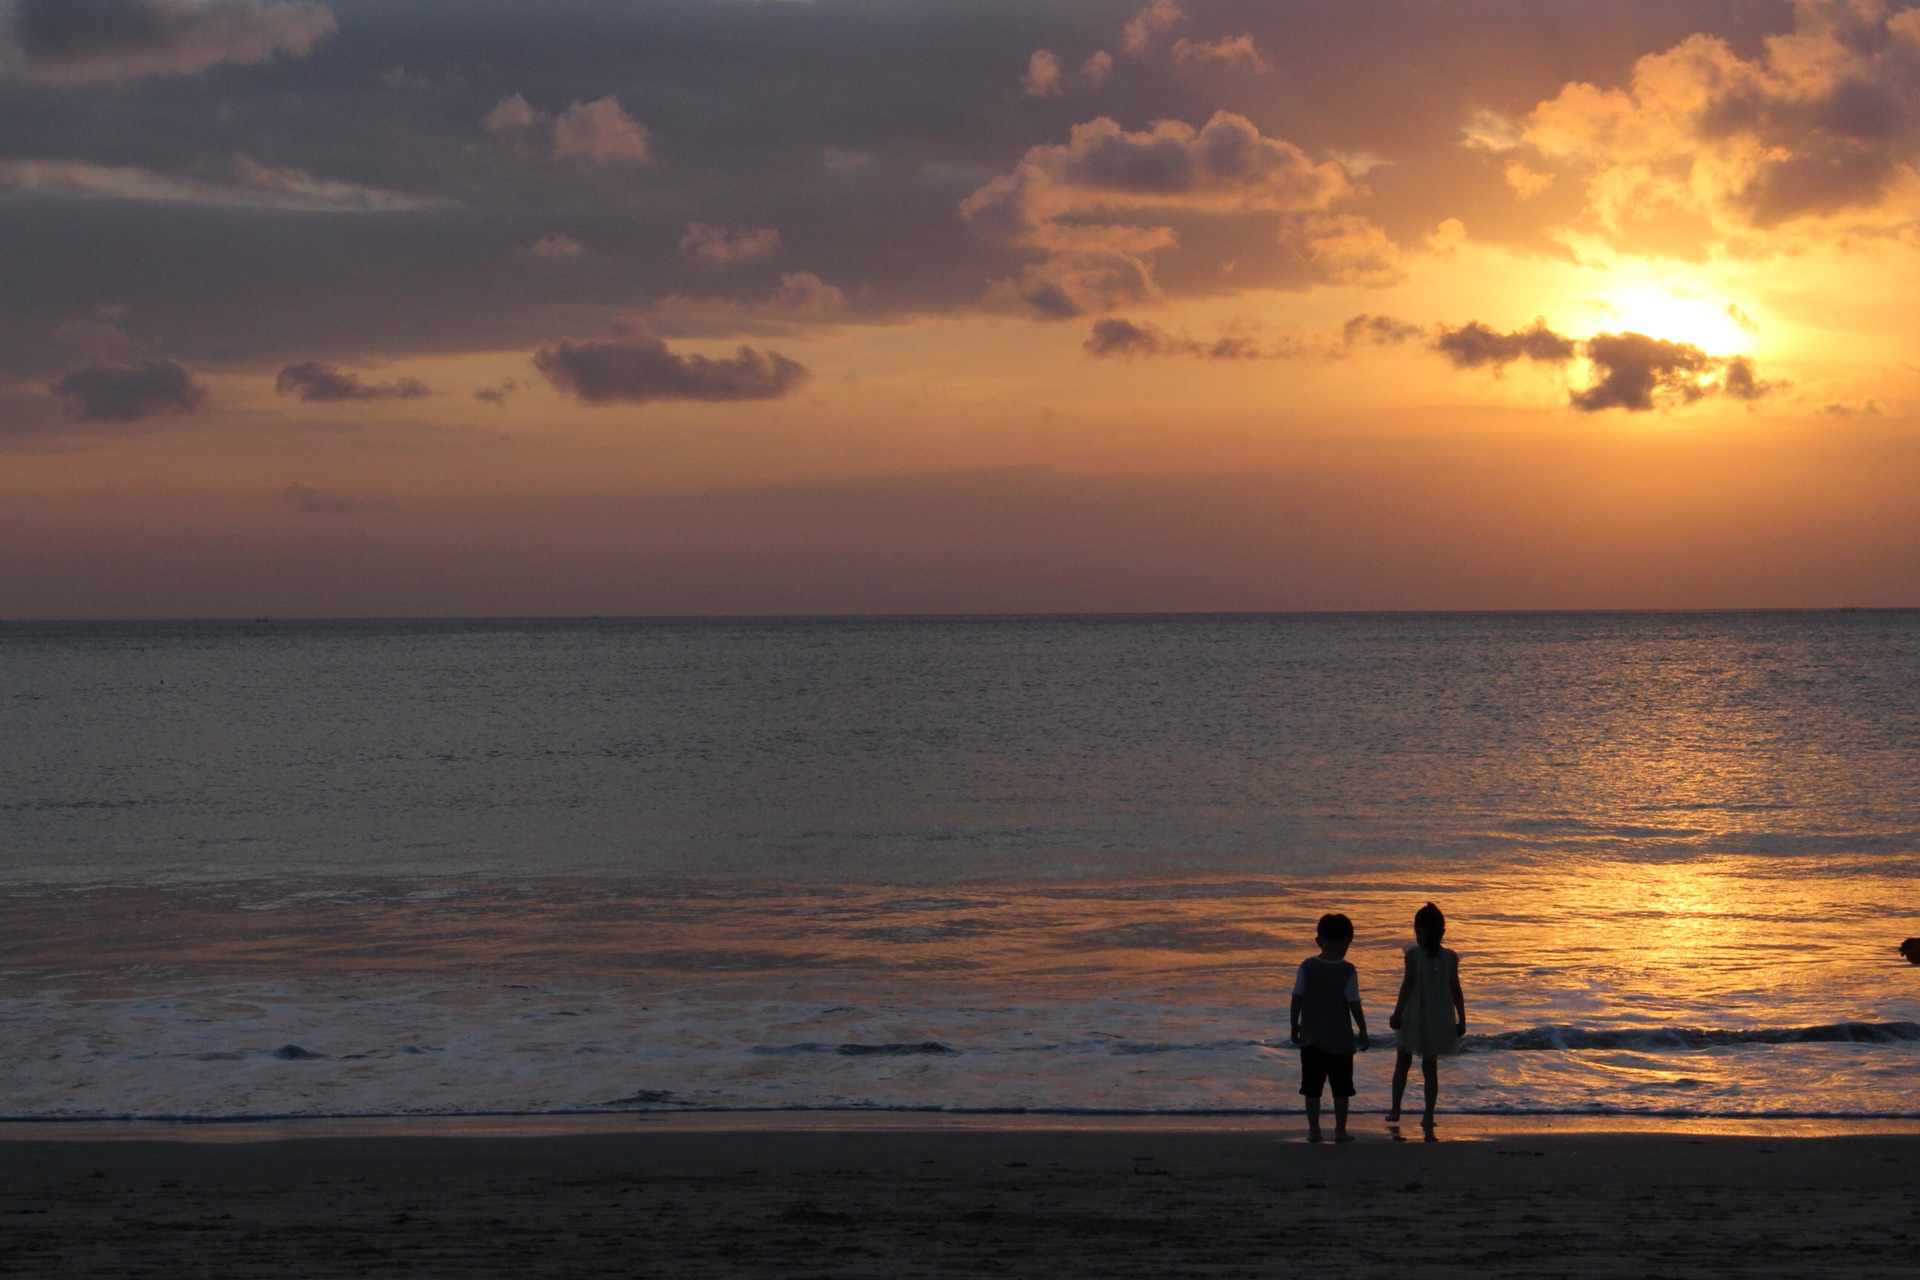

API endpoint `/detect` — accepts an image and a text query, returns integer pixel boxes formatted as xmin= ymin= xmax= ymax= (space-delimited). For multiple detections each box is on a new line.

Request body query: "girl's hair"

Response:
xmin=1414 ymin=902 xmax=1445 ymax=957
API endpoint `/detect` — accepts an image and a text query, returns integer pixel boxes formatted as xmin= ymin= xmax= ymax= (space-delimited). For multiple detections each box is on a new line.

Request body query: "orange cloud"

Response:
xmin=552 ymin=96 xmax=650 ymax=164
xmin=1507 ymin=0 xmax=1920 ymax=244
xmin=1171 ymin=35 xmax=1270 ymax=73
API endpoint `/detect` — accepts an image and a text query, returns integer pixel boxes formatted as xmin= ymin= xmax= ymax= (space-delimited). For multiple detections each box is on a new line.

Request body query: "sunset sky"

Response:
xmin=5 ymin=0 xmax=1920 ymax=616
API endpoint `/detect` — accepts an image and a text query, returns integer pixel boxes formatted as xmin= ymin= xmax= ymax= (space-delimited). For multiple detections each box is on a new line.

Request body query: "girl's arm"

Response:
xmin=1388 ymin=949 xmax=1414 ymax=1029
xmin=1451 ymin=958 xmax=1466 ymax=1034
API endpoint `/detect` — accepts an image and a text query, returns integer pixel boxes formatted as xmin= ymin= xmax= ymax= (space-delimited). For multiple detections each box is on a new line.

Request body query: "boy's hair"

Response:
xmin=1314 ymin=912 xmax=1354 ymax=942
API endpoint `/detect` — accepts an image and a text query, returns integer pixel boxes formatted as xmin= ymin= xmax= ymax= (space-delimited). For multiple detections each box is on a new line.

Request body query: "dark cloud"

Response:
xmin=1342 ymin=313 xmax=1423 ymax=346
xmin=1433 ymin=319 xmax=1578 ymax=369
xmin=472 ymin=377 xmax=520 ymax=406
xmin=1084 ymin=316 xmax=1173 ymax=357
xmin=50 ymin=358 xmax=205 ymax=420
xmin=1428 ymin=319 xmax=1780 ymax=411
xmin=1082 ymin=316 xmax=1306 ymax=360
xmin=1571 ymin=332 xmax=1781 ymax=412
xmin=275 ymin=361 xmax=428 ymax=402
xmin=281 ymin=482 xmax=393 ymax=514
xmin=1571 ymin=332 xmax=1717 ymax=411
xmin=8 ymin=0 xmax=336 ymax=81
xmin=533 ymin=329 xmax=808 ymax=406
xmin=1717 ymin=355 xmax=1779 ymax=401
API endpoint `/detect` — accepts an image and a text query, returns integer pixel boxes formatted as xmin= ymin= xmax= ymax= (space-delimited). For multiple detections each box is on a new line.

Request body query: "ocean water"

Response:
xmin=3 ymin=613 xmax=1918 ymax=1121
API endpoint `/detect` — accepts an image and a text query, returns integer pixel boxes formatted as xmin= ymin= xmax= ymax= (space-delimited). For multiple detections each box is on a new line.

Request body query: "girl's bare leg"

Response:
xmin=1420 ymin=1056 xmax=1439 ymax=1124
xmin=1388 ymin=1051 xmax=1412 ymax=1121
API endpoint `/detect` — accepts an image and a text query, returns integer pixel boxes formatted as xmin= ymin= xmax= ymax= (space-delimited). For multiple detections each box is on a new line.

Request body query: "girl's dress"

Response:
xmin=1394 ymin=945 xmax=1461 ymax=1057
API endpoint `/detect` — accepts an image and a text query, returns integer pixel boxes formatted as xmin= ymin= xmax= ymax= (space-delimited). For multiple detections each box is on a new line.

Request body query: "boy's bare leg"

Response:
xmin=1304 ymin=1097 xmax=1323 ymax=1142
xmin=1387 ymin=1051 xmax=1411 ymax=1121
xmin=1333 ymin=1096 xmax=1353 ymax=1142
xmin=1421 ymin=1056 xmax=1439 ymax=1125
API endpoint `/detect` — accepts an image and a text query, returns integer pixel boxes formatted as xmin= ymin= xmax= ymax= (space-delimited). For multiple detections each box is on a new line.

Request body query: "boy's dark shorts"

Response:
xmin=1298 ymin=1047 xmax=1356 ymax=1099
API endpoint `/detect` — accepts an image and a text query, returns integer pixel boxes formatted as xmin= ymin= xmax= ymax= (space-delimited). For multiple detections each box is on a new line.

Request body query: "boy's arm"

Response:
xmin=1349 ymin=1000 xmax=1370 ymax=1052
xmin=1289 ymin=994 xmax=1304 ymax=1043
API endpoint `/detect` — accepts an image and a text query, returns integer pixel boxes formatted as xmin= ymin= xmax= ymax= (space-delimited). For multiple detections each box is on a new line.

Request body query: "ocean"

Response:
xmin=3 ymin=613 xmax=1918 ymax=1122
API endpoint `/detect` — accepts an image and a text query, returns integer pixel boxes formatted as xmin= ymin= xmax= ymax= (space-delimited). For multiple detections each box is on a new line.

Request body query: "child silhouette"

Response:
xmin=1386 ymin=902 xmax=1465 ymax=1132
xmin=1289 ymin=912 xmax=1370 ymax=1143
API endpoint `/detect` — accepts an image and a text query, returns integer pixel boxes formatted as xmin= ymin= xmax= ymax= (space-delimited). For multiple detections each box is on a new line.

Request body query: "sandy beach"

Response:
xmin=2 ymin=1121 xmax=1914 ymax=1277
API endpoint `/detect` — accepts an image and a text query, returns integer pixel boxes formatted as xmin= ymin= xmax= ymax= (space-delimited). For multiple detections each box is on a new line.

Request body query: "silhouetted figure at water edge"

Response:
xmin=1290 ymin=912 xmax=1370 ymax=1143
xmin=1387 ymin=901 xmax=1466 ymax=1135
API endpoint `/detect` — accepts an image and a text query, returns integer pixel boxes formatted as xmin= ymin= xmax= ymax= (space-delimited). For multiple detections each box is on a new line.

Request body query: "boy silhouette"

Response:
xmin=1289 ymin=912 xmax=1370 ymax=1142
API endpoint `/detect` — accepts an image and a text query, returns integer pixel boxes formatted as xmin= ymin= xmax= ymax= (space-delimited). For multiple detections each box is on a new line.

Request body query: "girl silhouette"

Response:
xmin=1386 ymin=901 xmax=1466 ymax=1129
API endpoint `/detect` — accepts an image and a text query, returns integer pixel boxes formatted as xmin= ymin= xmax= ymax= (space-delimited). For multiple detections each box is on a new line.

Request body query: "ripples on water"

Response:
xmin=3 ymin=613 xmax=1918 ymax=1118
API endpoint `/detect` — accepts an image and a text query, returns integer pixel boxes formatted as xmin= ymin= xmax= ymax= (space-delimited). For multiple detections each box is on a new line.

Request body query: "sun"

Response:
xmin=1588 ymin=282 xmax=1756 ymax=355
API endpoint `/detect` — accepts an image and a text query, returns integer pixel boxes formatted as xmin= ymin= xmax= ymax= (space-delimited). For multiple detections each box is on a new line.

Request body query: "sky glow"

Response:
xmin=3 ymin=0 xmax=1919 ymax=615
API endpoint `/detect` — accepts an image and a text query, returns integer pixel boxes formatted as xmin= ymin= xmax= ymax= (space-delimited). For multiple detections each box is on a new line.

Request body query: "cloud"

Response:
xmin=281 ymin=483 xmax=393 ymax=515
xmin=1084 ymin=316 xmax=1177 ymax=357
xmin=965 ymin=112 xmax=1350 ymax=241
xmin=1433 ymin=319 xmax=1578 ymax=370
xmin=472 ymin=378 xmax=520 ymax=406
xmin=962 ymin=110 xmax=1357 ymax=316
xmin=1430 ymin=321 xmax=1781 ymax=410
xmin=1022 ymin=49 xmax=1062 ymax=98
xmin=552 ymin=96 xmax=651 ymax=164
xmin=482 ymin=92 xmax=541 ymax=134
xmin=1083 ymin=312 xmax=1444 ymax=361
xmin=533 ymin=329 xmax=809 ymax=406
xmin=1572 ymin=333 xmax=1783 ymax=411
xmin=274 ymin=361 xmax=429 ymax=402
xmin=6 ymin=0 xmax=335 ymax=81
xmin=52 ymin=305 xmax=147 ymax=363
xmin=1570 ymin=332 xmax=1719 ymax=411
xmin=1511 ymin=0 xmax=1920 ymax=241
xmin=678 ymin=223 xmax=782 ymax=264
xmin=1280 ymin=212 xmax=1406 ymax=287
xmin=0 ymin=157 xmax=431 ymax=211
xmin=1083 ymin=316 xmax=1284 ymax=360
xmin=529 ymin=233 xmax=584 ymax=260
xmin=50 ymin=359 xmax=206 ymax=420
xmin=1502 ymin=160 xmax=1555 ymax=199
xmin=1718 ymin=355 xmax=1778 ymax=401
xmin=485 ymin=92 xmax=650 ymax=164
xmin=1022 ymin=46 xmax=1115 ymax=98
xmin=650 ymin=272 xmax=848 ymax=335
xmin=1122 ymin=1 xmax=1185 ymax=58
xmin=989 ymin=251 xmax=1161 ymax=320
xmin=1171 ymin=36 xmax=1270 ymax=72
xmin=1341 ymin=313 xmax=1424 ymax=346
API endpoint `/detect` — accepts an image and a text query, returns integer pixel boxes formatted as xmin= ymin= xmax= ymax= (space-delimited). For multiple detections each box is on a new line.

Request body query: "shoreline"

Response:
xmin=6 ymin=1109 xmax=1920 ymax=1143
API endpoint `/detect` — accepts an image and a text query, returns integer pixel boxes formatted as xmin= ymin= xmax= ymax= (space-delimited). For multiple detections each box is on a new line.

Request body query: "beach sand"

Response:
xmin=2 ymin=1121 xmax=1915 ymax=1277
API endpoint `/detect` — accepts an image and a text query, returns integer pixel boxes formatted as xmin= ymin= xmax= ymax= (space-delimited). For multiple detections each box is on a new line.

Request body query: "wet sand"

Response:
xmin=2 ymin=1124 xmax=1915 ymax=1277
